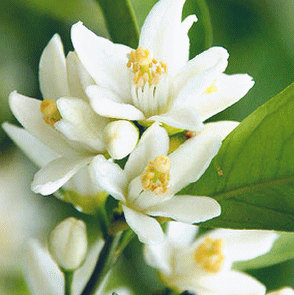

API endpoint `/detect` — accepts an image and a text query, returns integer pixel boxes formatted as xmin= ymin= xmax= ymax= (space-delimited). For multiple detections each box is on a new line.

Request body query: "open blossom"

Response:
xmin=3 ymin=34 xmax=139 ymax=197
xmin=90 ymin=121 xmax=238 ymax=244
xmin=71 ymin=0 xmax=254 ymax=132
xmin=144 ymin=222 xmax=278 ymax=295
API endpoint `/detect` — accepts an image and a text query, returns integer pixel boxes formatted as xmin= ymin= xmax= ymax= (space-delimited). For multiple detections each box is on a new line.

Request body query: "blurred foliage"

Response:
xmin=1 ymin=0 xmax=294 ymax=293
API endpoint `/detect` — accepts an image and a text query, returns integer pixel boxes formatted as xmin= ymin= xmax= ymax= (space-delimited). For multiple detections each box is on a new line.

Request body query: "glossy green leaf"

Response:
xmin=181 ymin=82 xmax=294 ymax=231
xmin=233 ymin=232 xmax=294 ymax=270
xmin=96 ymin=0 xmax=139 ymax=48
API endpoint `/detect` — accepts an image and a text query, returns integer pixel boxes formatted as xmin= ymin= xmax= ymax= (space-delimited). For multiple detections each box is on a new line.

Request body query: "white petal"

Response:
xmin=144 ymin=240 xmax=173 ymax=276
xmin=122 ymin=205 xmax=164 ymax=245
xmin=55 ymin=97 xmax=108 ymax=152
xmin=168 ymin=131 xmax=222 ymax=194
xmin=201 ymin=121 xmax=239 ymax=141
xmin=87 ymin=85 xmax=145 ymax=120
xmin=66 ymin=51 xmax=95 ymax=100
xmin=146 ymin=195 xmax=221 ymax=224
xmin=139 ymin=0 xmax=196 ymax=76
xmin=9 ymin=91 xmax=77 ymax=157
xmin=171 ymin=47 xmax=229 ymax=103
xmin=63 ymin=165 xmax=104 ymax=197
xmin=71 ymin=22 xmax=132 ymax=100
xmin=24 ymin=240 xmax=64 ymax=295
xmin=32 ymin=156 xmax=91 ymax=195
xmin=89 ymin=155 xmax=127 ymax=202
xmin=72 ymin=239 xmax=104 ymax=295
xmin=148 ymin=106 xmax=204 ymax=131
xmin=205 ymin=229 xmax=279 ymax=262
xmin=39 ymin=34 xmax=70 ymax=100
xmin=2 ymin=123 xmax=57 ymax=168
xmin=130 ymin=184 xmax=173 ymax=211
xmin=191 ymin=270 xmax=266 ymax=295
xmin=124 ymin=123 xmax=169 ymax=182
xmin=194 ymin=73 xmax=255 ymax=121
xmin=268 ymin=288 xmax=294 ymax=295
xmin=166 ymin=221 xmax=198 ymax=247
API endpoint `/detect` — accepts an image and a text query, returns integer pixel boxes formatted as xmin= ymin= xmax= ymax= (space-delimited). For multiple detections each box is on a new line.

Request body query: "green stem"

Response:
xmin=80 ymin=229 xmax=135 ymax=295
xmin=196 ymin=0 xmax=213 ymax=49
xmin=95 ymin=0 xmax=139 ymax=48
xmin=64 ymin=271 xmax=74 ymax=295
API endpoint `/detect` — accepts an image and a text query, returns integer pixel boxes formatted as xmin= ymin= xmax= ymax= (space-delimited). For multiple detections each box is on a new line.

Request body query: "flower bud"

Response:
xmin=48 ymin=217 xmax=87 ymax=271
xmin=103 ymin=120 xmax=139 ymax=160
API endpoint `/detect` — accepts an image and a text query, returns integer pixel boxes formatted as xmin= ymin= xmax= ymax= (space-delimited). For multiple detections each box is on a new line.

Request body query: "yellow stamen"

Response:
xmin=40 ymin=99 xmax=61 ymax=127
xmin=141 ymin=155 xmax=171 ymax=194
xmin=127 ymin=47 xmax=167 ymax=88
xmin=194 ymin=237 xmax=225 ymax=273
xmin=204 ymin=83 xmax=218 ymax=94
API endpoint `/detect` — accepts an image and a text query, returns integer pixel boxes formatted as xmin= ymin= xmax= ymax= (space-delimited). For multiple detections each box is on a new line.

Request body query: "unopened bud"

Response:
xmin=48 ymin=217 xmax=87 ymax=271
xmin=103 ymin=120 xmax=138 ymax=160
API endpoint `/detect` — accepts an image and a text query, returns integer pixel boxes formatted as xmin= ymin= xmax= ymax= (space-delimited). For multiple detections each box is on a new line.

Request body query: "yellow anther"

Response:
xmin=40 ymin=99 xmax=61 ymax=127
xmin=204 ymin=83 xmax=218 ymax=94
xmin=127 ymin=47 xmax=167 ymax=87
xmin=194 ymin=237 xmax=225 ymax=273
xmin=141 ymin=155 xmax=171 ymax=194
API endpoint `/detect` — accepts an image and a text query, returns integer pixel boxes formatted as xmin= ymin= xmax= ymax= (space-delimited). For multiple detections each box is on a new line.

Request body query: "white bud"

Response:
xmin=103 ymin=120 xmax=139 ymax=160
xmin=48 ymin=217 xmax=87 ymax=271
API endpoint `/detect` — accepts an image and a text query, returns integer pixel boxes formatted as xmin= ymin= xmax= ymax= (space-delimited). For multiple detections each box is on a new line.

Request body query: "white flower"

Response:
xmin=144 ymin=221 xmax=278 ymax=295
xmin=3 ymin=34 xmax=139 ymax=196
xmin=90 ymin=121 xmax=238 ymax=245
xmin=0 ymin=149 xmax=65 ymax=274
xmin=267 ymin=288 xmax=294 ymax=295
xmin=71 ymin=0 xmax=254 ymax=132
xmin=48 ymin=217 xmax=88 ymax=271
xmin=24 ymin=238 xmax=104 ymax=295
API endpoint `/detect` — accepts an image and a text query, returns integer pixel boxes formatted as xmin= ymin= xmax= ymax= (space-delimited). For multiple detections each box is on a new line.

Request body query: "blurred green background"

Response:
xmin=1 ymin=0 xmax=294 ymax=293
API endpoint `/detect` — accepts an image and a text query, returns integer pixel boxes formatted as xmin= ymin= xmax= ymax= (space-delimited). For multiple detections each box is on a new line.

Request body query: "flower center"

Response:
xmin=194 ymin=237 xmax=225 ymax=273
xmin=127 ymin=47 xmax=167 ymax=88
xmin=40 ymin=99 xmax=61 ymax=127
xmin=141 ymin=155 xmax=171 ymax=194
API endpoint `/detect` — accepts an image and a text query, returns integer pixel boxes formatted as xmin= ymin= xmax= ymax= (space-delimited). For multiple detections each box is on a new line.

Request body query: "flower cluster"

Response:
xmin=2 ymin=0 xmax=266 ymax=293
xmin=3 ymin=0 xmax=254 ymax=245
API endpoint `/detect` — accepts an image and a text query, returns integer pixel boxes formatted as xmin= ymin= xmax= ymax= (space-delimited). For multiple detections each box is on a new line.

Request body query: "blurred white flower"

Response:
xmin=71 ymin=0 xmax=254 ymax=132
xmin=48 ymin=217 xmax=88 ymax=271
xmin=3 ymin=34 xmax=139 ymax=197
xmin=144 ymin=222 xmax=278 ymax=295
xmin=90 ymin=121 xmax=238 ymax=244
xmin=268 ymin=288 xmax=294 ymax=295
xmin=0 ymin=148 xmax=65 ymax=274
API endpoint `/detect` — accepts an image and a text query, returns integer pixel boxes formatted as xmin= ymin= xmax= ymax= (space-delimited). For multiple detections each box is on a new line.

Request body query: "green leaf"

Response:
xmin=233 ymin=232 xmax=294 ymax=270
xmin=181 ymin=82 xmax=294 ymax=231
xmin=95 ymin=0 xmax=139 ymax=48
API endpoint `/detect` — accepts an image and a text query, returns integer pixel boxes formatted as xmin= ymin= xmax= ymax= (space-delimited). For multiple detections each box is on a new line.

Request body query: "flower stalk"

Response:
xmin=64 ymin=271 xmax=74 ymax=295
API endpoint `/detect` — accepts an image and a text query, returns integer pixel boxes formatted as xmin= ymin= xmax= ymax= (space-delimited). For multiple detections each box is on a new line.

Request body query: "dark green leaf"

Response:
xmin=96 ymin=0 xmax=139 ymax=48
xmin=181 ymin=82 xmax=294 ymax=231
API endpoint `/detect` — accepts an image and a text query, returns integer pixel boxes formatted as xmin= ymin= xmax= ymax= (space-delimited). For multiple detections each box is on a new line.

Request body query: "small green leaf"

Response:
xmin=95 ymin=0 xmax=140 ymax=48
xmin=233 ymin=232 xmax=294 ymax=270
xmin=181 ymin=82 xmax=294 ymax=232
